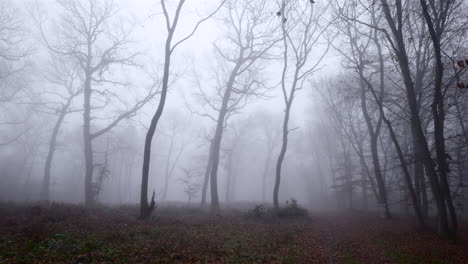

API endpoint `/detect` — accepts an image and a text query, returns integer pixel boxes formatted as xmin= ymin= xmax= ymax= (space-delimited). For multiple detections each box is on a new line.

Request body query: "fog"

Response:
xmin=1 ymin=0 xmax=467 ymax=240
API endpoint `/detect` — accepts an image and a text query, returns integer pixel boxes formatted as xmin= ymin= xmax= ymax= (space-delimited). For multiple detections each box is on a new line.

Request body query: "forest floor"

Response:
xmin=0 ymin=203 xmax=467 ymax=264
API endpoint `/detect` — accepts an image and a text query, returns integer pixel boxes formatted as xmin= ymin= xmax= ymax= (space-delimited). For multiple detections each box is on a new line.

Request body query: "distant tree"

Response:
xmin=37 ymin=0 xmax=159 ymax=206
xmin=186 ymin=0 xmax=278 ymax=212
xmin=178 ymin=168 xmax=201 ymax=204
xmin=206 ymin=0 xmax=278 ymax=213
xmin=39 ymin=56 xmax=82 ymax=202
xmin=0 ymin=0 xmax=31 ymax=146
xmin=0 ymin=0 xmax=29 ymax=101
xmin=250 ymin=112 xmax=281 ymax=202
xmin=199 ymin=133 xmax=214 ymax=207
xmin=159 ymin=112 xmax=188 ymax=201
xmin=334 ymin=1 xmax=391 ymax=218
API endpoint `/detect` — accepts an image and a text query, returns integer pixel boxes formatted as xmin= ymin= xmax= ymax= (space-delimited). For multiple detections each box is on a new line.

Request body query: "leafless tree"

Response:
xmin=377 ymin=0 xmax=460 ymax=239
xmin=0 ymin=1 xmax=32 ymax=145
xmin=187 ymin=0 xmax=279 ymax=213
xmin=333 ymin=1 xmax=392 ymax=218
xmin=159 ymin=113 xmax=188 ymax=201
xmin=253 ymin=112 xmax=281 ymax=202
xmin=208 ymin=0 xmax=279 ymax=213
xmin=273 ymin=0 xmax=333 ymax=210
xmin=39 ymin=56 xmax=82 ymax=202
xmin=37 ymin=0 xmax=159 ymax=206
xmin=140 ymin=0 xmax=225 ymax=218
xmin=179 ymin=168 xmax=201 ymax=204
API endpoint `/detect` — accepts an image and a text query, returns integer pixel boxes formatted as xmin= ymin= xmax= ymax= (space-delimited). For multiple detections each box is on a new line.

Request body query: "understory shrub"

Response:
xmin=277 ymin=199 xmax=309 ymax=219
xmin=246 ymin=199 xmax=309 ymax=220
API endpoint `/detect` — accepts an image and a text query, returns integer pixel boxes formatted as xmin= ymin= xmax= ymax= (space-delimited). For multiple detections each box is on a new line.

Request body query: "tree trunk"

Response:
xmin=274 ymin=102 xmax=291 ymax=210
xmin=420 ymin=0 xmax=457 ymax=236
xmin=83 ymin=71 xmax=94 ymax=206
xmin=209 ymin=57 xmax=242 ymax=214
xmin=200 ymin=143 xmax=213 ymax=207
xmin=225 ymin=149 xmax=233 ymax=203
xmin=380 ymin=0 xmax=451 ymax=238
xmin=140 ymin=32 xmax=173 ymax=219
xmin=367 ymin=83 xmax=426 ymax=227
xmin=261 ymin=145 xmax=272 ymax=202
xmin=361 ymin=162 xmax=368 ymax=211
xmin=362 ymin=20 xmax=425 ymax=225
xmin=161 ymin=136 xmax=175 ymax=201
xmin=40 ymin=102 xmax=71 ymax=202
xmin=209 ymin=121 xmax=224 ymax=213
xmin=359 ymin=80 xmax=391 ymax=218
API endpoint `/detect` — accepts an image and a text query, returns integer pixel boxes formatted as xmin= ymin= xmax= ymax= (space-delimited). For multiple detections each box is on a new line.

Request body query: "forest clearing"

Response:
xmin=1 ymin=203 xmax=467 ymax=264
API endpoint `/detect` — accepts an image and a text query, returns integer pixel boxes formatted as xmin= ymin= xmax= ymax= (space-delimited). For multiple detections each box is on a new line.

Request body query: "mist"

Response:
xmin=1 ymin=0 xmax=468 ymax=263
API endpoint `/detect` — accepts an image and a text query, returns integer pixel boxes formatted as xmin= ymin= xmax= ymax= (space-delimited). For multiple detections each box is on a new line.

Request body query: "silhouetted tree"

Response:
xmin=140 ymin=0 xmax=225 ymax=218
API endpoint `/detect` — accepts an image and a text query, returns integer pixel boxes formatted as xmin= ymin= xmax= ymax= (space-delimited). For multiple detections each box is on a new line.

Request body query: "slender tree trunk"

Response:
xmin=413 ymin=139 xmax=429 ymax=217
xmin=274 ymin=102 xmax=291 ymax=210
xmin=41 ymin=102 xmax=71 ymax=202
xmin=209 ymin=122 xmax=224 ymax=213
xmin=261 ymin=146 xmax=272 ymax=202
xmin=140 ymin=0 xmax=191 ymax=219
xmin=362 ymin=22 xmax=425 ymax=225
xmin=346 ymin=153 xmax=353 ymax=210
xmin=209 ymin=58 xmax=242 ymax=213
xmin=380 ymin=0 xmax=450 ymax=237
xmin=456 ymin=147 xmax=464 ymax=217
xmin=359 ymin=80 xmax=391 ymax=218
xmin=367 ymin=85 xmax=426 ymax=227
xmin=421 ymin=169 xmax=428 ymax=217
xmin=162 ymin=136 xmax=175 ymax=201
xmin=118 ymin=154 xmax=123 ymax=204
xmin=420 ymin=0 xmax=457 ymax=237
xmin=83 ymin=71 xmax=94 ymax=206
xmin=225 ymin=149 xmax=233 ymax=203
xmin=140 ymin=31 xmax=173 ymax=219
xmin=361 ymin=162 xmax=368 ymax=211
xmin=200 ymin=143 xmax=213 ymax=207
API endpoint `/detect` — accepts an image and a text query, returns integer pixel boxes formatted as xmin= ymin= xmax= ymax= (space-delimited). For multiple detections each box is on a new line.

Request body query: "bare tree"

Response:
xmin=377 ymin=0 xmax=459 ymax=239
xmin=140 ymin=0 xmax=225 ymax=219
xmin=0 ymin=0 xmax=31 ymax=145
xmin=333 ymin=1 xmax=392 ymax=218
xmin=206 ymin=0 xmax=279 ymax=213
xmin=37 ymin=0 xmax=159 ymax=206
xmin=200 ymin=135 xmax=214 ymax=207
xmin=273 ymin=0 xmax=332 ymax=210
xmin=419 ymin=0 xmax=464 ymax=236
xmin=254 ymin=112 xmax=281 ymax=202
xmin=179 ymin=168 xmax=201 ymax=204
xmin=0 ymin=0 xmax=30 ymax=92
xmin=159 ymin=113 xmax=188 ymax=201
xmin=40 ymin=56 xmax=82 ymax=202
xmin=184 ymin=0 xmax=278 ymax=213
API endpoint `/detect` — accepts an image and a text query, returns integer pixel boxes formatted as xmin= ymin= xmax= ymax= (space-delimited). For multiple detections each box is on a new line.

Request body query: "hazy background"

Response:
xmin=1 ymin=0 xmax=466 ymax=220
